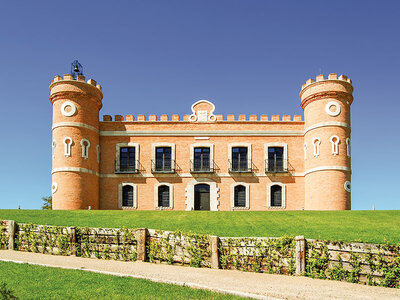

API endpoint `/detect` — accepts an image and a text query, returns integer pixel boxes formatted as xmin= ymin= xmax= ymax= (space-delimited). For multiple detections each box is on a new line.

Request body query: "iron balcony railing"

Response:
xmin=190 ymin=159 xmax=214 ymax=173
xmin=115 ymin=160 xmax=139 ymax=174
xmin=265 ymin=159 xmax=290 ymax=173
xmin=228 ymin=159 xmax=253 ymax=173
xmin=151 ymin=159 xmax=176 ymax=173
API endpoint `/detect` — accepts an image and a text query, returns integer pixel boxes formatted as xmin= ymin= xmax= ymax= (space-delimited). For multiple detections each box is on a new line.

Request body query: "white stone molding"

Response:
xmin=304 ymin=121 xmax=349 ymax=134
xmin=115 ymin=143 xmax=140 ymax=170
xmin=230 ymin=182 xmax=250 ymax=210
xmin=330 ymin=135 xmax=340 ymax=156
xmin=63 ymin=137 xmax=73 ymax=157
xmin=80 ymin=139 xmax=91 ymax=160
xmin=100 ymin=130 xmax=304 ymax=137
xmin=304 ymin=143 xmax=307 ymax=160
xmin=96 ymin=145 xmax=100 ymax=163
xmin=154 ymin=182 xmax=174 ymax=209
xmin=190 ymin=142 xmax=214 ymax=167
xmin=51 ymin=182 xmax=58 ymax=194
xmin=312 ymin=137 xmax=321 ymax=157
xmin=53 ymin=122 xmax=99 ymax=133
xmin=52 ymin=140 xmax=56 ymax=159
xmin=264 ymin=142 xmax=288 ymax=171
xmin=267 ymin=182 xmax=286 ymax=209
xmin=185 ymin=178 xmax=219 ymax=211
xmin=152 ymin=142 xmax=176 ymax=166
xmin=189 ymin=100 xmax=217 ymax=122
xmin=118 ymin=182 xmax=137 ymax=209
xmin=325 ymin=101 xmax=341 ymax=117
xmin=346 ymin=138 xmax=351 ymax=157
xmin=228 ymin=143 xmax=252 ymax=162
xmin=344 ymin=181 xmax=351 ymax=192
xmin=52 ymin=167 xmax=99 ymax=176
xmin=61 ymin=101 xmax=77 ymax=117
xmin=305 ymin=165 xmax=351 ymax=176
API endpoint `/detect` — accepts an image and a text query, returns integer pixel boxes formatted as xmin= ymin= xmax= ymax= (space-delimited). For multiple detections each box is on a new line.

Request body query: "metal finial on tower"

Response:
xmin=71 ymin=60 xmax=83 ymax=79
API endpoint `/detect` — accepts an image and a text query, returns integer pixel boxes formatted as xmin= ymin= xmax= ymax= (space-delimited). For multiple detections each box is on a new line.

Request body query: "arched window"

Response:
xmin=234 ymin=185 xmax=246 ymax=207
xmin=313 ymin=137 xmax=321 ymax=157
xmin=80 ymin=139 xmax=90 ymax=159
xmin=63 ymin=137 xmax=73 ymax=157
xmin=346 ymin=138 xmax=351 ymax=157
xmin=270 ymin=185 xmax=282 ymax=207
xmin=330 ymin=135 xmax=340 ymax=156
xmin=122 ymin=185 xmax=134 ymax=207
xmin=52 ymin=140 xmax=56 ymax=159
xmin=158 ymin=185 xmax=170 ymax=208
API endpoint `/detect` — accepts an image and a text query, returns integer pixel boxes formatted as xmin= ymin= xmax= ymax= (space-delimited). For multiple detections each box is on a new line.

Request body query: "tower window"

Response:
xmin=313 ymin=137 xmax=321 ymax=157
xmin=330 ymin=135 xmax=340 ymax=156
xmin=80 ymin=139 xmax=91 ymax=159
xmin=63 ymin=137 xmax=73 ymax=157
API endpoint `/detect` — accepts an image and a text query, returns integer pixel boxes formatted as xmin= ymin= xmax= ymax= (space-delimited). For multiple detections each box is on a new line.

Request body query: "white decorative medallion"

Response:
xmin=344 ymin=181 xmax=351 ymax=192
xmin=52 ymin=182 xmax=58 ymax=194
xmin=189 ymin=100 xmax=217 ymax=122
xmin=325 ymin=101 xmax=341 ymax=117
xmin=61 ymin=101 xmax=77 ymax=117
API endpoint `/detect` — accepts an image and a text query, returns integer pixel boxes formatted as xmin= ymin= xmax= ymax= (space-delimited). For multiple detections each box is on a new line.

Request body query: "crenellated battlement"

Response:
xmin=102 ymin=114 xmax=303 ymax=122
xmin=50 ymin=74 xmax=102 ymax=91
xmin=301 ymin=73 xmax=352 ymax=91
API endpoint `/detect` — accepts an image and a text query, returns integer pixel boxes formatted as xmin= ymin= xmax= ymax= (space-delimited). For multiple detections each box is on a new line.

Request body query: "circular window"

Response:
xmin=52 ymin=182 xmax=58 ymax=194
xmin=61 ymin=101 xmax=77 ymax=117
xmin=325 ymin=101 xmax=341 ymax=117
xmin=344 ymin=181 xmax=351 ymax=192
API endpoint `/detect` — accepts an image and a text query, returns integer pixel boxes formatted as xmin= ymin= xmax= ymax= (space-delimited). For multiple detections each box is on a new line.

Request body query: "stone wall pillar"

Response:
xmin=136 ymin=228 xmax=148 ymax=262
xmin=295 ymin=235 xmax=306 ymax=275
xmin=210 ymin=235 xmax=220 ymax=269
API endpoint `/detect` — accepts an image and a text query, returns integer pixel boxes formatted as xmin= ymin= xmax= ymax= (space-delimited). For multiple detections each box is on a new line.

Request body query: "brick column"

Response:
xmin=136 ymin=228 xmax=148 ymax=262
xmin=210 ymin=235 xmax=220 ymax=269
xmin=295 ymin=236 xmax=306 ymax=275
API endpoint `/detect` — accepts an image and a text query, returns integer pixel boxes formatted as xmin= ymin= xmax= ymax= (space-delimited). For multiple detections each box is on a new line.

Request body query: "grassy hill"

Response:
xmin=0 ymin=210 xmax=399 ymax=244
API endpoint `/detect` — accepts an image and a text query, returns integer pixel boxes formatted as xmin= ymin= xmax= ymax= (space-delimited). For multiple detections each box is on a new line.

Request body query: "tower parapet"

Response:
xmin=50 ymin=73 xmax=103 ymax=209
xmin=300 ymin=73 xmax=353 ymax=210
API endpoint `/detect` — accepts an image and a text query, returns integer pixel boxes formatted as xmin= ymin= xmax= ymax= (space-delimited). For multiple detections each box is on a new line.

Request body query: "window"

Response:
xmin=346 ymin=138 xmax=351 ymax=157
xmin=267 ymin=182 xmax=286 ymax=208
xmin=268 ymin=147 xmax=284 ymax=172
xmin=313 ymin=138 xmax=321 ymax=157
xmin=63 ymin=137 xmax=73 ymax=157
xmin=231 ymin=147 xmax=249 ymax=172
xmin=80 ymin=139 xmax=90 ymax=160
xmin=234 ymin=185 xmax=246 ymax=207
xmin=158 ymin=185 xmax=170 ymax=207
xmin=122 ymin=185 xmax=134 ymax=207
xmin=330 ymin=135 xmax=340 ymax=156
xmin=52 ymin=140 xmax=56 ymax=159
xmin=155 ymin=147 xmax=172 ymax=172
xmin=193 ymin=147 xmax=211 ymax=172
xmin=120 ymin=147 xmax=136 ymax=171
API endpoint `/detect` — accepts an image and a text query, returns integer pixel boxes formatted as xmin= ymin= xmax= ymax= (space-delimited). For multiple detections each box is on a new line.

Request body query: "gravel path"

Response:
xmin=1 ymin=250 xmax=399 ymax=300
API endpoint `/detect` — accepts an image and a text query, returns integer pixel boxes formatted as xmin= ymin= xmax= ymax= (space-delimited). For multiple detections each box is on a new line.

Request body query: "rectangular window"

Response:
xmin=268 ymin=147 xmax=284 ymax=172
xmin=120 ymin=147 xmax=136 ymax=171
xmin=122 ymin=185 xmax=134 ymax=207
xmin=193 ymin=147 xmax=210 ymax=172
xmin=155 ymin=147 xmax=172 ymax=171
xmin=158 ymin=185 xmax=170 ymax=207
xmin=231 ymin=147 xmax=248 ymax=171
xmin=234 ymin=185 xmax=246 ymax=207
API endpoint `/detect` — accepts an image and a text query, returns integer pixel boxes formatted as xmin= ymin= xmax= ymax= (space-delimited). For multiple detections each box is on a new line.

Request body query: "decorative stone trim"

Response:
xmin=185 ymin=178 xmax=219 ymax=211
xmin=189 ymin=100 xmax=217 ymax=122
xmin=346 ymin=138 xmax=351 ymax=157
xmin=80 ymin=139 xmax=90 ymax=159
xmin=51 ymin=182 xmax=58 ymax=194
xmin=325 ymin=101 xmax=341 ymax=117
xmin=267 ymin=182 xmax=286 ymax=209
xmin=304 ymin=121 xmax=349 ymax=134
xmin=312 ymin=137 xmax=321 ymax=157
xmin=118 ymin=182 xmax=137 ymax=209
xmin=52 ymin=140 xmax=56 ymax=159
xmin=115 ymin=143 xmax=140 ymax=170
xmin=100 ymin=130 xmax=304 ymax=137
xmin=304 ymin=165 xmax=351 ymax=176
xmin=230 ymin=182 xmax=250 ymax=210
xmin=52 ymin=122 xmax=99 ymax=133
xmin=264 ymin=142 xmax=288 ymax=171
xmin=96 ymin=145 xmax=100 ymax=163
xmin=330 ymin=135 xmax=340 ymax=156
xmin=154 ymin=182 xmax=174 ymax=209
xmin=61 ymin=101 xmax=77 ymax=117
xmin=52 ymin=167 xmax=99 ymax=176
xmin=228 ymin=143 xmax=252 ymax=162
xmin=63 ymin=137 xmax=73 ymax=157
xmin=344 ymin=181 xmax=351 ymax=192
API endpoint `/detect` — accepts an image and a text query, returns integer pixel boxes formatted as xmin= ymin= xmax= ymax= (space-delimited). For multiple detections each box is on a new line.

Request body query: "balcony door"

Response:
xmin=193 ymin=147 xmax=210 ymax=172
xmin=156 ymin=147 xmax=171 ymax=171
xmin=232 ymin=147 xmax=248 ymax=171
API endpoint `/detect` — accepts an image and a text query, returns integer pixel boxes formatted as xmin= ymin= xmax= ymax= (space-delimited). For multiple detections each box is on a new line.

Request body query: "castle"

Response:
xmin=49 ymin=69 xmax=353 ymax=210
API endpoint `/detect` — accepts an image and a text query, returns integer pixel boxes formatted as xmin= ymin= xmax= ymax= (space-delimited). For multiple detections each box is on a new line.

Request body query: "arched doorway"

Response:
xmin=194 ymin=184 xmax=210 ymax=211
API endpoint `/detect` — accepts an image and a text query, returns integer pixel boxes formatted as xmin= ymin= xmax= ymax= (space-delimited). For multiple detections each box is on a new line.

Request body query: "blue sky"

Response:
xmin=0 ymin=0 xmax=399 ymax=210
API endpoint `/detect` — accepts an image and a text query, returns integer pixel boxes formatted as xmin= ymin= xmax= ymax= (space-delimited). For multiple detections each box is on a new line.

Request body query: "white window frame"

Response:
xmin=152 ymin=142 xmax=176 ymax=167
xmin=346 ymin=138 xmax=351 ymax=157
xmin=264 ymin=143 xmax=288 ymax=172
xmin=154 ymin=182 xmax=174 ymax=209
xmin=185 ymin=178 xmax=220 ymax=211
xmin=96 ymin=145 xmax=100 ymax=163
xmin=80 ymin=139 xmax=91 ymax=160
xmin=116 ymin=143 xmax=140 ymax=170
xmin=312 ymin=137 xmax=321 ymax=157
xmin=330 ymin=135 xmax=340 ymax=156
xmin=63 ymin=137 xmax=73 ymax=157
xmin=267 ymin=182 xmax=286 ymax=209
xmin=118 ymin=183 xmax=137 ymax=209
xmin=52 ymin=140 xmax=56 ymax=159
xmin=230 ymin=182 xmax=250 ymax=210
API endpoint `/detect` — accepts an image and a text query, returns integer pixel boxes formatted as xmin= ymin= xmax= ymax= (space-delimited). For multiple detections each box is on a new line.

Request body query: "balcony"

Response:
xmin=190 ymin=159 xmax=214 ymax=173
xmin=228 ymin=159 xmax=252 ymax=173
xmin=151 ymin=159 xmax=176 ymax=173
xmin=115 ymin=160 xmax=139 ymax=174
xmin=265 ymin=159 xmax=290 ymax=173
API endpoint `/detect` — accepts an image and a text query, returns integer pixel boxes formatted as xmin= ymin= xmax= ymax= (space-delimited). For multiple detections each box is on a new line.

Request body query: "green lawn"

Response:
xmin=0 ymin=261 xmax=244 ymax=299
xmin=0 ymin=210 xmax=399 ymax=244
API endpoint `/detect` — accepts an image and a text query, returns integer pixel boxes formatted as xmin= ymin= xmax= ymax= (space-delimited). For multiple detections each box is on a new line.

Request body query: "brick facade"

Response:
xmin=49 ymin=73 xmax=353 ymax=210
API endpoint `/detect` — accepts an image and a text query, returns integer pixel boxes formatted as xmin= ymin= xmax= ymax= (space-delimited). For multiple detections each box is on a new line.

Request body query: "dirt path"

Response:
xmin=1 ymin=250 xmax=399 ymax=300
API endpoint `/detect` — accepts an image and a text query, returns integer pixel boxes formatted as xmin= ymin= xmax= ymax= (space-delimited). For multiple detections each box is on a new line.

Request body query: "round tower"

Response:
xmin=49 ymin=71 xmax=103 ymax=210
xmin=300 ymin=73 xmax=353 ymax=210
